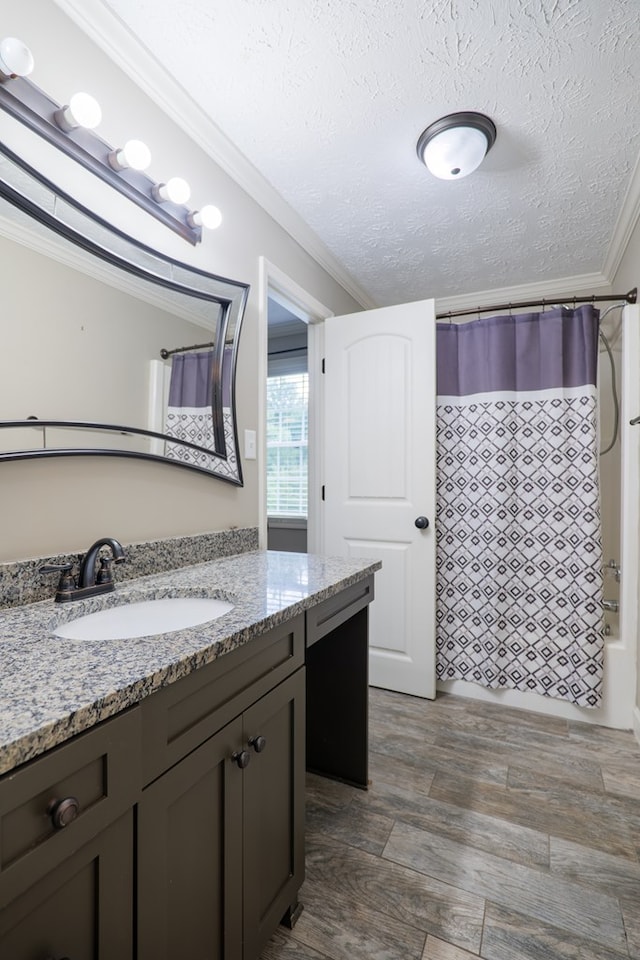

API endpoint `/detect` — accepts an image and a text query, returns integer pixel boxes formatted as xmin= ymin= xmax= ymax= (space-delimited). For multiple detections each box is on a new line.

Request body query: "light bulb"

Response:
xmin=152 ymin=177 xmax=191 ymax=204
xmin=55 ymin=92 xmax=102 ymax=131
xmin=108 ymin=139 xmax=152 ymax=171
xmin=0 ymin=36 xmax=34 ymax=79
xmin=188 ymin=205 xmax=223 ymax=230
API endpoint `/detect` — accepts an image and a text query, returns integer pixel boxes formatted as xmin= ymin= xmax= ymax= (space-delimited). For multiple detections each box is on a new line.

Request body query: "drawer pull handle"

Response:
xmin=231 ymin=750 xmax=251 ymax=769
xmin=248 ymin=735 xmax=267 ymax=753
xmin=48 ymin=796 xmax=80 ymax=830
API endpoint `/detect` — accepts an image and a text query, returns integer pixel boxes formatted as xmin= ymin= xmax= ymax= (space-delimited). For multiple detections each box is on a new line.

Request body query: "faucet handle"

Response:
xmin=39 ymin=562 xmax=77 ymax=598
xmin=96 ymin=557 xmax=113 ymax=585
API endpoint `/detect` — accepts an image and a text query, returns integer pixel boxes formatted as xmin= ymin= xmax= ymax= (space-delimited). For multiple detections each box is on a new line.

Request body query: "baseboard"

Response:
xmin=634 ymin=707 xmax=640 ymax=747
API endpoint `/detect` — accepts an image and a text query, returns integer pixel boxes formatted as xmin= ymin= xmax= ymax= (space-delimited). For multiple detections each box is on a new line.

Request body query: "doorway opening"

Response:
xmin=267 ymin=298 xmax=309 ymax=552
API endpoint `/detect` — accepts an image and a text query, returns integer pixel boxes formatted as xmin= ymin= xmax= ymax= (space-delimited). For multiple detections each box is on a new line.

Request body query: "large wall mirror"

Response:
xmin=0 ymin=145 xmax=248 ymax=485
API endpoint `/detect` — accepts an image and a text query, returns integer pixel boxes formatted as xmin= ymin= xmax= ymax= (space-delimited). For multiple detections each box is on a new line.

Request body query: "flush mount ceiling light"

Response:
xmin=417 ymin=111 xmax=496 ymax=180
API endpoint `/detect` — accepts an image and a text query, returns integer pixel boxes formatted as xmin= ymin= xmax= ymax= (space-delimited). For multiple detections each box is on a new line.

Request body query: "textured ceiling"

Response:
xmin=99 ymin=0 xmax=640 ymax=305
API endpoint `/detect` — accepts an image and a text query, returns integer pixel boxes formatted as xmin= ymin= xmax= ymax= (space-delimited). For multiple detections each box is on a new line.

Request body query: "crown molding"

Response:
xmin=603 ymin=148 xmax=640 ymax=283
xmin=435 ymin=271 xmax=613 ymax=317
xmin=52 ymin=0 xmax=377 ymax=310
xmin=0 ymin=209 xmax=216 ymax=331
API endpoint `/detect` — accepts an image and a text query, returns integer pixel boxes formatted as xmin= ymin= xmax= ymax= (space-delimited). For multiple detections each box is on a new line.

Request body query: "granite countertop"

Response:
xmin=0 ymin=550 xmax=380 ymax=776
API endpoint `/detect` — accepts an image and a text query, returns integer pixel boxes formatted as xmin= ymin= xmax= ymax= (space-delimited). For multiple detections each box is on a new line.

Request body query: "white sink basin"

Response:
xmin=54 ymin=597 xmax=234 ymax=641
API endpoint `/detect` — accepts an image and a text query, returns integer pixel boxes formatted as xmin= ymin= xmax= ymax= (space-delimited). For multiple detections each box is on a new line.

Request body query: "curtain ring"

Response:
xmin=509 ymin=302 xmax=512 ymax=317
xmin=448 ymin=310 xmax=452 ymax=325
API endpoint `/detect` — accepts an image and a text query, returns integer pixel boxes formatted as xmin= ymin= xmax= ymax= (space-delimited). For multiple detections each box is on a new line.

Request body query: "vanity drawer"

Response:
xmin=0 ymin=707 xmax=140 ymax=908
xmin=306 ymin=576 xmax=374 ymax=647
xmin=141 ymin=613 xmax=304 ymax=785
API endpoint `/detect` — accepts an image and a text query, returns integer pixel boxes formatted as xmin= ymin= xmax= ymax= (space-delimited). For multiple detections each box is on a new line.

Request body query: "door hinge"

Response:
xmin=321 ymin=358 xmax=325 ymax=373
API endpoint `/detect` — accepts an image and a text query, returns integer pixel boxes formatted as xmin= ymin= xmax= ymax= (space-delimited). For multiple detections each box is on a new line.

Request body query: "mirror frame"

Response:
xmin=0 ymin=143 xmax=249 ymax=485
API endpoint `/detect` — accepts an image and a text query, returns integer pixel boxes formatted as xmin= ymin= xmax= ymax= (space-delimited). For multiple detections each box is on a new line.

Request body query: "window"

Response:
xmin=267 ymin=370 xmax=308 ymax=518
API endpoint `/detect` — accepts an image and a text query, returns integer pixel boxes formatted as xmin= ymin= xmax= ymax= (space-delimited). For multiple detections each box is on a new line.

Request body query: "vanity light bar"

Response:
xmin=0 ymin=38 xmax=222 ymax=245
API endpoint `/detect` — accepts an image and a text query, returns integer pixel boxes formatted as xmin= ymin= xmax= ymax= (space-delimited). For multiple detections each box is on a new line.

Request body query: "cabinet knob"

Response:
xmin=414 ymin=516 xmax=429 ymax=529
xmin=231 ymin=749 xmax=251 ymax=769
xmin=248 ymin=735 xmax=267 ymax=753
xmin=47 ymin=796 xmax=80 ymax=830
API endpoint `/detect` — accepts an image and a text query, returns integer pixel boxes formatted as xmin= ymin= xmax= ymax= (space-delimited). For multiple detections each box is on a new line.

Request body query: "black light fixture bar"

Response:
xmin=0 ymin=75 xmax=201 ymax=245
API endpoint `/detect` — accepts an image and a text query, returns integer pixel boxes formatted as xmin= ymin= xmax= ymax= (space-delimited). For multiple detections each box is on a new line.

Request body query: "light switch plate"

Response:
xmin=244 ymin=429 xmax=257 ymax=460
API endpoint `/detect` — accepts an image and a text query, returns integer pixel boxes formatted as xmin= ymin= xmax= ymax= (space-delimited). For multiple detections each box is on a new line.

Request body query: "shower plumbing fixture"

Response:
xmin=603 ymin=598 xmax=620 ymax=614
xmin=605 ymin=559 xmax=621 ymax=582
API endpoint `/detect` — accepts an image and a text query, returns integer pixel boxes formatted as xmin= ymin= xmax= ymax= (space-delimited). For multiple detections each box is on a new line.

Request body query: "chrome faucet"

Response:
xmin=40 ymin=537 xmax=126 ymax=602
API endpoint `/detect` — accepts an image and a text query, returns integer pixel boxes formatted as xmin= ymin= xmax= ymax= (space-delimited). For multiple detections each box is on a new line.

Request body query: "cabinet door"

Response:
xmin=137 ymin=717 xmax=244 ymax=960
xmin=242 ymin=668 xmax=306 ymax=960
xmin=0 ymin=811 xmax=133 ymax=959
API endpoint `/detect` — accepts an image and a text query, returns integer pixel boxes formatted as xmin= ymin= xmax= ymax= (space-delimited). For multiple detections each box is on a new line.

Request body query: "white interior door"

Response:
xmin=322 ymin=299 xmax=436 ymax=698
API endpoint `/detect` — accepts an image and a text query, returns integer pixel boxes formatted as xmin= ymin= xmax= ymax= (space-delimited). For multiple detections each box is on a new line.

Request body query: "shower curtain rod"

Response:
xmin=435 ymin=287 xmax=637 ymax=321
xmin=160 ymin=340 xmax=215 ymax=358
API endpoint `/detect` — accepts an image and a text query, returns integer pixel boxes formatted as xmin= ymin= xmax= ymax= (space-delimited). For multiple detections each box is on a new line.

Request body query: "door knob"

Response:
xmin=415 ymin=516 xmax=429 ymax=529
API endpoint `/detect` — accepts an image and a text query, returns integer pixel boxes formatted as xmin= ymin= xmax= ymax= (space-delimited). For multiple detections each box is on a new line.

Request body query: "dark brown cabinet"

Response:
xmin=0 ymin=576 xmax=373 ymax=960
xmin=242 ymin=669 xmax=305 ymax=960
xmin=137 ymin=668 xmax=305 ymax=960
xmin=0 ymin=706 xmax=139 ymax=960
xmin=137 ymin=613 xmax=306 ymax=960
xmin=138 ymin=716 xmax=244 ymax=960
xmin=0 ymin=811 xmax=134 ymax=958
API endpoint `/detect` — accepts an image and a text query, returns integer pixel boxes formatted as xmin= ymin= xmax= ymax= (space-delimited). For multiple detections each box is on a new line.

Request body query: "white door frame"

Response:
xmin=258 ymin=257 xmax=333 ymax=551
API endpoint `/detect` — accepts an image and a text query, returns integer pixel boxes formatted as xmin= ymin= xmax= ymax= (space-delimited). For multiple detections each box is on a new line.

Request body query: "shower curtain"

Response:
xmin=436 ymin=305 xmax=604 ymax=707
xmin=165 ymin=350 xmax=216 ymax=468
xmin=164 ymin=348 xmax=238 ymax=477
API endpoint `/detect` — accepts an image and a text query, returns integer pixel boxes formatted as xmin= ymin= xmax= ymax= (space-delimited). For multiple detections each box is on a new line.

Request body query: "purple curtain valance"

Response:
xmin=168 ymin=351 xmax=214 ymax=408
xmin=168 ymin=348 xmax=233 ymax=409
xmin=436 ymin=305 xmax=600 ymax=397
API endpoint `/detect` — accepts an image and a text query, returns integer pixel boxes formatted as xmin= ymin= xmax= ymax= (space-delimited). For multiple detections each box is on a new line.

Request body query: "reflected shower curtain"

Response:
xmin=165 ymin=350 xmax=216 ymax=469
xmin=165 ymin=348 xmax=238 ymax=478
xmin=436 ymin=305 xmax=604 ymax=707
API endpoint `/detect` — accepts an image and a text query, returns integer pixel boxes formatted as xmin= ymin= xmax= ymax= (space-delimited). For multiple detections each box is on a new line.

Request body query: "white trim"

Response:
xmin=619 ymin=304 xmax=640 ymax=728
xmin=435 ymin=272 xmax=612 ymax=318
xmin=258 ymin=257 xmax=332 ymax=552
xmin=603 ymin=149 xmax=640 ymax=281
xmin=438 ymin=384 xmax=598 ymax=406
xmin=52 ymin=0 xmax=376 ymax=311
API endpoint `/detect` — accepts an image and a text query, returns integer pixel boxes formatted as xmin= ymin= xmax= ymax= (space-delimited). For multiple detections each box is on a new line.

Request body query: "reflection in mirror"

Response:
xmin=0 ymin=146 xmax=248 ymax=484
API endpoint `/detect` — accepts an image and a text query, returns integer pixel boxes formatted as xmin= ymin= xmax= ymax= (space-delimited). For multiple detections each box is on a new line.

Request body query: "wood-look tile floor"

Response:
xmin=260 ymin=688 xmax=640 ymax=960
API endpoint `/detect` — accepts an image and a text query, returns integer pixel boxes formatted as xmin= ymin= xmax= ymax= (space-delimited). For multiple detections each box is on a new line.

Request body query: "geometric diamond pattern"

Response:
xmin=165 ymin=407 xmax=239 ymax=480
xmin=436 ymin=390 xmax=604 ymax=708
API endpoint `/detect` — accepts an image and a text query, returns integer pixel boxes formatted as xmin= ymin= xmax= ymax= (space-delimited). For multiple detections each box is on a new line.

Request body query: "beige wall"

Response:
xmin=1 ymin=1 xmax=362 ymax=562
xmin=611 ymin=215 xmax=640 ymax=714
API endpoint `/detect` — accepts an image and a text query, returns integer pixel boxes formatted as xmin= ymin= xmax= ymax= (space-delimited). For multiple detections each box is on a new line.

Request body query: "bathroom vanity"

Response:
xmin=0 ymin=550 xmax=378 ymax=959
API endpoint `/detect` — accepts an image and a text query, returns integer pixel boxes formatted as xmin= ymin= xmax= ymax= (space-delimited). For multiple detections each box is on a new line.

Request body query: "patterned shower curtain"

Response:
xmin=164 ymin=349 xmax=238 ymax=478
xmin=435 ymin=305 xmax=604 ymax=707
